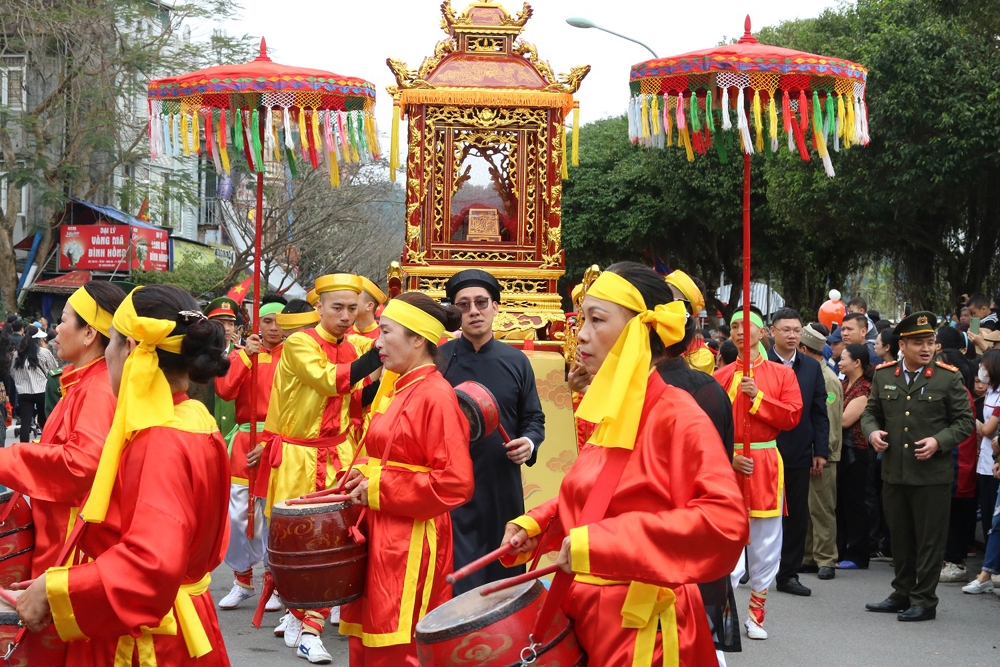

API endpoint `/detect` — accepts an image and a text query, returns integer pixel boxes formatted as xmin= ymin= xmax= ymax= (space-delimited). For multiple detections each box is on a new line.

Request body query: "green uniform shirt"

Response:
xmin=821 ymin=364 xmax=843 ymax=463
xmin=861 ymin=360 xmax=974 ymax=485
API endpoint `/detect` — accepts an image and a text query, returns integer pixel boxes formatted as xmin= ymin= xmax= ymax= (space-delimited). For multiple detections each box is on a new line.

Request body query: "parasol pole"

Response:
xmin=741 ymin=151 xmax=753 ymax=517
xmin=247 ymin=42 xmax=266 ymax=539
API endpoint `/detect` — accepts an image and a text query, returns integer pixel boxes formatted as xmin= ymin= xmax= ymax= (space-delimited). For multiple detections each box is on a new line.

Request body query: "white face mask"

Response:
xmin=980 ymin=367 xmax=991 ymax=385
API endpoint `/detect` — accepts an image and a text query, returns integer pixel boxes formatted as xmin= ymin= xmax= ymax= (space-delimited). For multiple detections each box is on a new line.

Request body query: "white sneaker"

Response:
xmin=991 ymin=574 xmax=1000 ymax=587
xmin=962 ymin=578 xmax=995 ymax=594
xmin=297 ymin=633 xmax=333 ymax=664
xmin=939 ymin=562 xmax=967 ymax=583
xmin=283 ymin=614 xmax=303 ymax=648
xmin=328 ymin=606 xmax=340 ymax=625
xmin=745 ymin=618 xmax=767 ymax=640
xmin=265 ymin=591 xmax=282 ymax=612
xmin=218 ymin=582 xmax=255 ymax=609
xmin=274 ymin=613 xmax=289 ymax=637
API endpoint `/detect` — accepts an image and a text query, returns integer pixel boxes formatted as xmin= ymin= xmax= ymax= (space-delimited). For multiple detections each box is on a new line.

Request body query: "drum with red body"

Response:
xmin=453 ymin=381 xmax=500 ymax=442
xmin=0 ymin=599 xmax=64 ymax=667
xmin=268 ymin=498 xmax=367 ymax=608
xmin=0 ymin=491 xmax=33 ymax=589
xmin=415 ymin=580 xmax=586 ymax=667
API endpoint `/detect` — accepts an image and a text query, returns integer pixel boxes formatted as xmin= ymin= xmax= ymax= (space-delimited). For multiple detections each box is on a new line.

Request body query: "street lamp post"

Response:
xmin=565 ymin=17 xmax=658 ymax=58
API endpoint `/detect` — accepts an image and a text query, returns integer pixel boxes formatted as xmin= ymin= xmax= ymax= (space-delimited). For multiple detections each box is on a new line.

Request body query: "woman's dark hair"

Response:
xmin=843 ymin=343 xmax=874 ymax=381
xmin=605 ymin=261 xmax=694 ymax=360
xmin=72 ymin=281 xmax=127 ymax=349
xmin=395 ymin=292 xmax=462 ymax=369
xmin=14 ymin=326 xmax=40 ymax=370
xmin=129 ymin=285 xmax=230 ymax=384
xmin=875 ymin=319 xmax=893 ymax=333
xmin=282 ymin=299 xmax=314 ymax=314
xmin=981 ymin=350 xmax=1000 ymax=392
xmin=877 ymin=327 xmax=899 ymax=360
xmin=935 ymin=348 xmax=973 ymax=391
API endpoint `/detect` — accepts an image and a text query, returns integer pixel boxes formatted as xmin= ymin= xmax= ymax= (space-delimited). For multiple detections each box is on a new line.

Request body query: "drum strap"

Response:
xmin=530 ymin=375 xmax=668 ymax=642
xmin=0 ymin=492 xmax=21 ymax=527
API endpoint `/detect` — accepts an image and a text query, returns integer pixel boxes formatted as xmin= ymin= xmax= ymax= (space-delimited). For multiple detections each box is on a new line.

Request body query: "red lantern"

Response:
xmin=818 ymin=299 xmax=846 ymax=331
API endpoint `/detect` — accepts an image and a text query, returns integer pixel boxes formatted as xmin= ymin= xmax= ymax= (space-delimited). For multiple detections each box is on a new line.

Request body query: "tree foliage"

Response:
xmin=562 ymin=0 xmax=1000 ymax=314
xmin=133 ymin=254 xmax=230 ymax=298
xmin=0 ymin=0 xmax=254 ymax=306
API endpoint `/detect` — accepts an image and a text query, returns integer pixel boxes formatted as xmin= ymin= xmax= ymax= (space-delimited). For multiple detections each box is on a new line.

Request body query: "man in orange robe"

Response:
xmin=215 ymin=300 xmax=285 ymax=612
xmin=714 ymin=309 xmax=802 ymax=640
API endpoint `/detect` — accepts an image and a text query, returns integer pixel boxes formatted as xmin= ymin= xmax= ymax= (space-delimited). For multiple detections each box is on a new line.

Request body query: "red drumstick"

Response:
xmin=479 ymin=564 xmax=560 ymax=596
xmin=497 ymin=424 xmax=512 ymax=444
xmin=334 ymin=442 xmax=367 ymax=493
xmin=7 ymin=579 xmax=35 ymax=591
xmin=446 ymin=543 xmax=516 ymax=585
xmin=0 ymin=588 xmax=17 ymax=608
xmin=285 ymin=494 xmax=351 ymax=506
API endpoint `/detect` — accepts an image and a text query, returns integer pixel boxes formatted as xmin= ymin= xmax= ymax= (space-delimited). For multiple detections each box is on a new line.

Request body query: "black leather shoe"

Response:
xmin=776 ymin=577 xmax=812 ymax=596
xmin=897 ymin=606 xmax=936 ymax=622
xmin=739 ymin=571 xmax=750 ymax=585
xmin=866 ymin=597 xmax=909 ymax=613
xmin=799 ymin=564 xmax=819 ymax=574
xmin=817 ymin=566 xmax=835 ymax=580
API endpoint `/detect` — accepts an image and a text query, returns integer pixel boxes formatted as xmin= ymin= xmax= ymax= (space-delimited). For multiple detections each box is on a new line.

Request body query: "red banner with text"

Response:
xmin=60 ymin=224 xmax=170 ymax=272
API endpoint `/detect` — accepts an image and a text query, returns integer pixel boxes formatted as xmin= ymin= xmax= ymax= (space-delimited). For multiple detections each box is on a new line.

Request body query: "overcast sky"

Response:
xmin=220 ymin=0 xmax=841 ymax=157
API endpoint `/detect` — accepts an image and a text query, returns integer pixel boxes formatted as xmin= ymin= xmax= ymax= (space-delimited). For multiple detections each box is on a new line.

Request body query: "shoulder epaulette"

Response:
xmin=876 ymin=360 xmax=897 ymax=370
xmin=935 ymin=360 xmax=959 ymax=372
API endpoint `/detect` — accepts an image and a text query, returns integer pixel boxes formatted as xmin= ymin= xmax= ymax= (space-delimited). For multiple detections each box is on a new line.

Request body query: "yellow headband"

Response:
xmin=67 ymin=285 xmax=115 ymax=338
xmin=381 ymin=299 xmax=445 ymax=344
xmin=576 ymin=271 xmax=688 ymax=450
xmin=360 ymin=277 xmax=387 ymax=305
xmin=306 ymin=288 xmax=319 ymax=306
xmin=82 ymin=287 xmax=184 ymax=523
xmin=276 ymin=310 xmax=320 ymax=330
xmin=665 ymin=270 xmax=706 ymax=316
xmin=315 ymin=273 xmax=363 ymax=295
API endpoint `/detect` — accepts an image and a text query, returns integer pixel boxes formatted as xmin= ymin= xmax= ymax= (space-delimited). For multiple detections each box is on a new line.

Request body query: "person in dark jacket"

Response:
xmin=768 ymin=308 xmax=830 ymax=597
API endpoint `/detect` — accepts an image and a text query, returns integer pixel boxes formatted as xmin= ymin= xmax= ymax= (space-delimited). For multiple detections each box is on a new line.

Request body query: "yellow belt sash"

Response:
xmin=573 ymin=575 xmax=679 ymax=667
xmin=113 ymin=573 xmax=213 ymax=667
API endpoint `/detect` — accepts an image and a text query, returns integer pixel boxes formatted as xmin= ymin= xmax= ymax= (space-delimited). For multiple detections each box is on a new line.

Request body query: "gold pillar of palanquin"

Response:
xmin=387 ymin=0 xmax=589 ymax=348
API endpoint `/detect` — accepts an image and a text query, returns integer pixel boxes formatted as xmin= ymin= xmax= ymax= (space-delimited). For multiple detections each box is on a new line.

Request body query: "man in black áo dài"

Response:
xmin=440 ymin=269 xmax=546 ymax=595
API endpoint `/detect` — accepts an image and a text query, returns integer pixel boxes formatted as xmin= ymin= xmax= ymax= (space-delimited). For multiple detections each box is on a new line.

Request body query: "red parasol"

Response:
xmin=628 ymin=16 xmax=869 ymax=512
xmin=146 ymin=39 xmax=378 ymax=538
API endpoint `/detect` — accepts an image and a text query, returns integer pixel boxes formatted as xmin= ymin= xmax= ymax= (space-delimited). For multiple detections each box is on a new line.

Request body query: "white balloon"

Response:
xmin=829 ymin=289 xmax=842 ymax=301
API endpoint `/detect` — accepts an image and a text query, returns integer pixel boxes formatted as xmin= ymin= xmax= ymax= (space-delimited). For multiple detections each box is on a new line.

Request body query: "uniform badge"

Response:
xmin=826 ymin=392 xmax=836 ymax=404
xmin=884 ymin=385 xmax=897 ymax=390
xmin=917 ymin=315 xmax=928 ymax=326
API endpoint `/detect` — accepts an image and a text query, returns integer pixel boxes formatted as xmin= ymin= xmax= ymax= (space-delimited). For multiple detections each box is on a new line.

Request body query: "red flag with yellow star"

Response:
xmin=136 ymin=198 xmax=150 ymax=222
xmin=227 ymin=276 xmax=253 ymax=303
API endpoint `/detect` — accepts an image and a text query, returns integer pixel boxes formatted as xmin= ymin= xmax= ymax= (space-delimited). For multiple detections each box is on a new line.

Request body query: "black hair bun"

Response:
xmin=181 ymin=318 xmax=231 ymax=384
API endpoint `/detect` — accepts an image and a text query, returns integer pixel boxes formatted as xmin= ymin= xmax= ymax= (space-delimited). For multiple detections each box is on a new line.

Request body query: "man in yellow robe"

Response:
xmin=262 ymin=273 xmax=382 ymax=663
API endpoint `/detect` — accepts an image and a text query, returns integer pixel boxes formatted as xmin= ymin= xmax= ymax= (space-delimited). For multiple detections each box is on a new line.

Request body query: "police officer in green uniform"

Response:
xmin=861 ymin=311 xmax=974 ymax=621
xmin=204 ymin=296 xmax=241 ymax=436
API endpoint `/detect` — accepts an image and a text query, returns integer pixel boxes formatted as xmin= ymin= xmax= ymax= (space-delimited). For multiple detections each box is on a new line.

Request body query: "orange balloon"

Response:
xmin=818 ymin=300 xmax=846 ymax=331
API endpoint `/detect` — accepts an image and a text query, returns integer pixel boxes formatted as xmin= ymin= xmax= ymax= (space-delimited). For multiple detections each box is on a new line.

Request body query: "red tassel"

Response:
xmin=251 ymin=571 xmax=276 ymax=629
xmin=307 ymin=111 xmax=320 ymax=170
xmin=791 ymin=111 xmax=811 ymax=161
xmin=782 ymin=93 xmax=792 ymax=134
xmin=691 ymin=129 xmax=705 ymax=155
xmin=204 ymin=112 xmax=214 ymax=160
xmin=798 ymin=91 xmax=809 ymax=131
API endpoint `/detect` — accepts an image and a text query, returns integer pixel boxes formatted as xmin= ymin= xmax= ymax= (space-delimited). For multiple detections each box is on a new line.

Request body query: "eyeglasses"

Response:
xmin=455 ymin=297 xmax=492 ymax=313
xmin=774 ymin=327 xmax=802 ymax=335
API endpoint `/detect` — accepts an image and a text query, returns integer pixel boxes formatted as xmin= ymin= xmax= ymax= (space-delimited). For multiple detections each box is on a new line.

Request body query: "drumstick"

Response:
xmin=7 ymin=579 xmax=35 ymax=591
xmin=446 ymin=543 xmax=517 ymax=585
xmin=334 ymin=443 xmax=367 ymax=494
xmin=497 ymin=424 xmax=512 ymax=444
xmin=479 ymin=564 xmax=560 ymax=596
xmin=0 ymin=588 xmax=17 ymax=607
xmin=285 ymin=494 xmax=351 ymax=506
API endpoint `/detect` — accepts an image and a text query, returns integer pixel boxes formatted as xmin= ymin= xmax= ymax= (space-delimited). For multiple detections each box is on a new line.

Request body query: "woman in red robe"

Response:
xmin=502 ymin=262 xmax=748 ymax=666
xmin=16 ymin=284 xmax=233 ymax=667
xmin=342 ymin=293 xmax=473 ymax=666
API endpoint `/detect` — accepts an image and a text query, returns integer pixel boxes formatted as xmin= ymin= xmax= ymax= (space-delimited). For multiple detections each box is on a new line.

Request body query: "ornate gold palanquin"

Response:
xmin=387 ymin=0 xmax=588 ymax=349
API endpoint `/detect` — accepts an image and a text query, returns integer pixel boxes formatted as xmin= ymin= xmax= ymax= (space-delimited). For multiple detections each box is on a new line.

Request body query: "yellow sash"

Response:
xmin=113 ymin=573 xmax=213 ymax=667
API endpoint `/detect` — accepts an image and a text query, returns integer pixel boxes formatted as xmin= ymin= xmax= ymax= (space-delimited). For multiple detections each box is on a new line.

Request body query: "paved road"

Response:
xmin=214 ymin=556 xmax=1000 ymax=667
